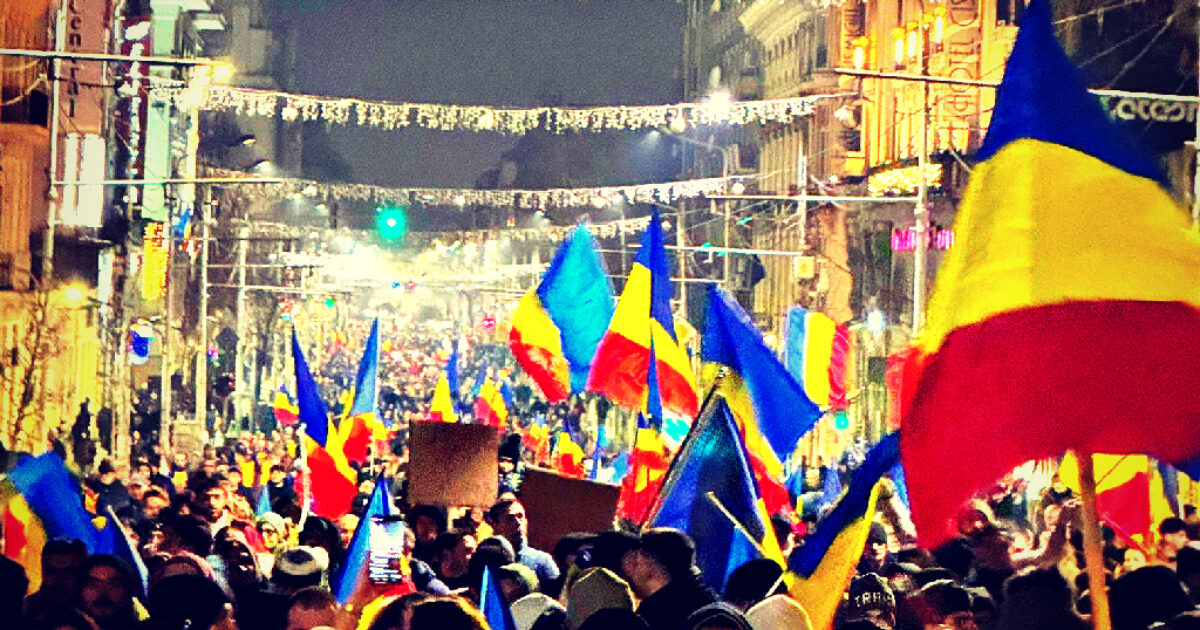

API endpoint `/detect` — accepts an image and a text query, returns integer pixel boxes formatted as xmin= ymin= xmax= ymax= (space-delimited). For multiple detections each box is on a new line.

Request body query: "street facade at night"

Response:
xmin=0 ymin=1 xmax=1199 ymax=629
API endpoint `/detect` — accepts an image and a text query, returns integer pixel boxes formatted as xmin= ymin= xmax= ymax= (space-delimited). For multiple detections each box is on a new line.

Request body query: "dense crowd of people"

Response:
xmin=9 ymin=320 xmax=1200 ymax=630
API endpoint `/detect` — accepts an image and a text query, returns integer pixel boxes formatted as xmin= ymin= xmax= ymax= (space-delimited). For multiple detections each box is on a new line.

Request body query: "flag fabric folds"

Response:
xmin=510 ymin=225 xmax=614 ymax=402
xmin=272 ymin=386 xmax=299 ymax=427
xmin=480 ymin=565 xmax=518 ymax=630
xmin=333 ymin=476 xmax=395 ymax=604
xmin=617 ymin=417 xmax=672 ymax=524
xmin=647 ymin=398 xmax=782 ymax=591
xmin=293 ymin=330 xmax=358 ymax=519
xmin=701 ymin=286 xmax=822 ymax=516
xmin=898 ymin=0 xmax=1200 ymax=549
xmin=1058 ymin=453 xmax=1175 ymax=549
xmin=474 ymin=377 xmax=509 ymax=429
xmin=784 ymin=306 xmax=851 ymax=409
xmin=340 ymin=319 xmax=385 ymax=464
xmin=588 ymin=211 xmax=698 ymax=418
xmin=789 ymin=433 xmax=899 ymax=630
xmin=555 ymin=431 xmax=586 ymax=478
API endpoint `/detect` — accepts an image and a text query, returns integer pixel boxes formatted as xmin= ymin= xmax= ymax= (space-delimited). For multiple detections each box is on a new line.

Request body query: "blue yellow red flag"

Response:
xmin=340 ymin=319 xmax=385 ymax=464
xmin=510 ymin=225 xmax=613 ymax=402
xmin=898 ymin=0 xmax=1200 ymax=548
xmin=784 ymin=306 xmax=851 ymax=410
xmin=293 ymin=330 xmax=357 ymax=519
xmin=588 ymin=211 xmax=697 ymax=418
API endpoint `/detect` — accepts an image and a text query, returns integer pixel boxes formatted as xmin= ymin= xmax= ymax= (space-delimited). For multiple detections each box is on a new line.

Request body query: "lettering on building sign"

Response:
xmin=117 ymin=19 xmax=151 ymax=206
xmin=64 ymin=0 xmax=107 ymax=134
xmin=892 ymin=227 xmax=955 ymax=252
xmin=1102 ymin=97 xmax=1198 ymax=124
xmin=937 ymin=0 xmax=980 ymax=152
xmin=142 ymin=222 xmax=169 ymax=301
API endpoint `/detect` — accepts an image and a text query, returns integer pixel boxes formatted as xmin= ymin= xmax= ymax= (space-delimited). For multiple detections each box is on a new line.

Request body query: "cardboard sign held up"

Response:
xmin=521 ymin=467 xmax=620 ymax=551
xmin=408 ymin=423 xmax=499 ymax=508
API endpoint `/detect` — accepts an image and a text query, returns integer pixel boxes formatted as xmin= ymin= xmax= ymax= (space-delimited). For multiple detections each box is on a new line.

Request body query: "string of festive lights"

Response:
xmin=211 ymin=168 xmax=737 ymax=210
xmin=152 ymin=83 xmax=848 ymax=135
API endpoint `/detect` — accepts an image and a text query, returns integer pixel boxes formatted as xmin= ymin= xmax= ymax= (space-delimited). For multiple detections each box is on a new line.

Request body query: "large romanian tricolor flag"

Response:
xmin=428 ymin=371 xmax=457 ymax=423
xmin=293 ymin=330 xmax=357 ymax=519
xmin=788 ymin=433 xmax=897 ymax=630
xmin=702 ymin=286 xmax=822 ymax=516
xmin=898 ymin=0 xmax=1200 ymax=548
xmin=784 ymin=306 xmax=851 ymax=409
xmin=509 ymin=225 xmax=613 ymax=402
xmin=339 ymin=319 xmax=387 ymax=465
xmin=588 ymin=211 xmax=698 ymax=418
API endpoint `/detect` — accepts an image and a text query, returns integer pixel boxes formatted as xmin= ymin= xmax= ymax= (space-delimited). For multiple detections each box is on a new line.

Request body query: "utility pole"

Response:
xmin=159 ymin=213 xmax=174 ymax=455
xmin=234 ymin=226 xmax=249 ymax=431
xmin=912 ymin=30 xmax=932 ymax=337
xmin=41 ymin=5 xmax=66 ymax=286
xmin=676 ymin=202 xmax=688 ymax=321
xmin=1193 ymin=0 xmax=1200 ymax=230
xmin=194 ymin=198 xmax=210 ymax=434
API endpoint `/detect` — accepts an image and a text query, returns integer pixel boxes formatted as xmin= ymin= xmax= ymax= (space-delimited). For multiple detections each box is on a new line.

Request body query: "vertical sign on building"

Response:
xmin=58 ymin=0 xmax=112 ymax=228
xmin=115 ymin=18 xmax=151 ymax=209
xmin=142 ymin=222 xmax=167 ymax=301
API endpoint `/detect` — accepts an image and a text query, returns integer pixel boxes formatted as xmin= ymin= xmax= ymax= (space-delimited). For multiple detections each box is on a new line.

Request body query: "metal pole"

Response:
xmin=0 ymin=47 xmax=220 ymax=66
xmin=159 ymin=219 xmax=173 ymax=454
xmin=912 ymin=32 xmax=931 ymax=337
xmin=721 ymin=151 xmax=731 ymax=285
xmin=234 ymin=226 xmax=249 ymax=430
xmin=676 ymin=202 xmax=688 ymax=320
xmin=41 ymin=4 xmax=66 ymax=285
xmin=195 ymin=214 xmax=209 ymax=434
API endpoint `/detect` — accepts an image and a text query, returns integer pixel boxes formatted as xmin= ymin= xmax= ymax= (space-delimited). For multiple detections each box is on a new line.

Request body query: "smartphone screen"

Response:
xmin=368 ymin=515 xmax=408 ymax=584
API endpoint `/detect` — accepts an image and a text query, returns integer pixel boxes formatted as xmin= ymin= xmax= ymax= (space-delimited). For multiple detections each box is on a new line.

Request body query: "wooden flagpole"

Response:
xmin=1074 ymin=450 xmax=1113 ymax=630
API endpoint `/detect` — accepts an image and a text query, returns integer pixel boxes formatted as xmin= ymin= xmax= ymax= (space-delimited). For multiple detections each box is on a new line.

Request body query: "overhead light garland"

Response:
xmin=152 ymin=83 xmax=847 ymax=135
xmin=211 ymin=168 xmax=735 ymax=210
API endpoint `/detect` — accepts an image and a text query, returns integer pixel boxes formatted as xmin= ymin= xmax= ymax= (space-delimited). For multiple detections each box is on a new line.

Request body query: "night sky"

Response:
xmin=274 ymin=0 xmax=686 ymax=188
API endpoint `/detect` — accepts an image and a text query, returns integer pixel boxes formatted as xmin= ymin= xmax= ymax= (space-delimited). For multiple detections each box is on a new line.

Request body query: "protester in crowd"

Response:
xmin=615 ymin=528 xmax=719 ymax=630
xmin=434 ymin=531 xmax=477 ymax=590
xmin=284 ymin=587 xmax=338 ymax=630
xmin=0 ymin=555 xmax=28 ymax=630
xmin=25 ymin=538 xmax=88 ymax=624
xmin=147 ymin=574 xmax=237 ymax=630
xmin=486 ymin=499 xmax=558 ymax=585
xmin=76 ymin=555 xmax=141 ymax=630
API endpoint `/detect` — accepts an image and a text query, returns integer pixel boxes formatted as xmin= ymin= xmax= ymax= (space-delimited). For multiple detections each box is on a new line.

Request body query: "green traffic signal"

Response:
xmin=376 ymin=205 xmax=408 ymax=241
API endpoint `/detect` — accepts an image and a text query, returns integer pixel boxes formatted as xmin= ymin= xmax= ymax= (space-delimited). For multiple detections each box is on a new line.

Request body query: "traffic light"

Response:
xmin=375 ymin=205 xmax=408 ymax=241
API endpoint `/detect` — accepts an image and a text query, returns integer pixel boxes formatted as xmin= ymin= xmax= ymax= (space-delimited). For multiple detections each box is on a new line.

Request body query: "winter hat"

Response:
xmin=848 ymin=573 xmax=896 ymax=618
xmin=867 ymin=522 xmax=888 ymax=545
xmin=724 ymin=559 xmax=785 ymax=609
xmin=498 ymin=562 xmax=541 ymax=599
xmin=915 ymin=580 xmax=972 ymax=619
xmin=745 ymin=595 xmax=812 ymax=630
xmin=256 ymin=512 xmax=286 ymax=534
xmin=512 ymin=593 xmax=565 ymax=630
xmin=681 ymin=603 xmax=753 ymax=630
xmin=564 ymin=567 xmax=635 ymax=630
xmin=499 ymin=434 xmax=522 ymax=462
xmin=272 ymin=546 xmax=329 ymax=591
xmin=148 ymin=574 xmax=230 ymax=630
xmin=577 ymin=609 xmax=649 ymax=630
xmin=98 ymin=459 xmax=116 ymax=475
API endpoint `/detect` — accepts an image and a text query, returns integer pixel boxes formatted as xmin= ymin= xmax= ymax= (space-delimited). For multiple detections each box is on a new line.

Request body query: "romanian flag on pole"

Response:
xmin=702 ymin=286 xmax=822 ymax=516
xmin=293 ymin=330 xmax=357 ymax=519
xmin=339 ymin=319 xmax=385 ymax=464
xmin=588 ymin=211 xmax=698 ymax=418
xmin=788 ymin=433 xmax=898 ymax=630
xmin=898 ymin=0 xmax=1200 ymax=549
xmin=510 ymin=225 xmax=614 ymax=402
xmin=1058 ymin=453 xmax=1176 ymax=549
xmin=784 ymin=306 xmax=851 ymax=409
xmin=333 ymin=475 xmax=396 ymax=604
xmin=474 ymin=377 xmax=509 ymax=429
xmin=272 ymin=386 xmax=300 ymax=426
xmin=617 ymin=413 xmax=672 ymax=524
xmin=648 ymin=398 xmax=783 ymax=591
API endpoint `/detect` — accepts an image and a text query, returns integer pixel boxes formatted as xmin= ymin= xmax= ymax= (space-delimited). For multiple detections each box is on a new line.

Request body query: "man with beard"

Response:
xmin=76 ymin=555 xmax=140 ymax=630
xmin=193 ymin=476 xmax=232 ymax=537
